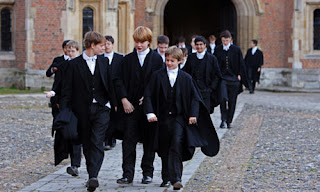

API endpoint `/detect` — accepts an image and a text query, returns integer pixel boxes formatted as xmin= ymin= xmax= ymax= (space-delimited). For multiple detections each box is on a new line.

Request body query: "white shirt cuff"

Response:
xmin=105 ymin=101 xmax=111 ymax=109
xmin=50 ymin=91 xmax=56 ymax=97
xmin=146 ymin=113 xmax=156 ymax=120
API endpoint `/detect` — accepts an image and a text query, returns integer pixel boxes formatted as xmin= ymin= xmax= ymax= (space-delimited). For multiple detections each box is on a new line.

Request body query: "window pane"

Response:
xmin=83 ymin=7 xmax=94 ymax=38
xmin=1 ymin=8 xmax=12 ymax=51
xmin=314 ymin=9 xmax=320 ymax=50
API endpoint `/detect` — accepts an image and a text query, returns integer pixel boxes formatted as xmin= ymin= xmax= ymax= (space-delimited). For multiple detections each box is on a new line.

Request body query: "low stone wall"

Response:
xmin=25 ymin=69 xmax=53 ymax=90
xmin=0 ymin=68 xmax=25 ymax=89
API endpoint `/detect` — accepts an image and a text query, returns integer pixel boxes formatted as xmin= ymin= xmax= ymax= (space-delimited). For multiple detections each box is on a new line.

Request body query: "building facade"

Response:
xmin=0 ymin=0 xmax=319 ymax=90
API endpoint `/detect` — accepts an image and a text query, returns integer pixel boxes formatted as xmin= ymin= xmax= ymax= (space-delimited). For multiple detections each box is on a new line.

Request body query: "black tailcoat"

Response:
xmin=244 ymin=48 xmax=263 ymax=83
xmin=46 ymin=55 xmax=66 ymax=77
xmin=144 ymin=68 xmax=220 ymax=161
xmin=60 ymin=55 xmax=110 ymax=143
xmin=113 ymin=48 xmax=164 ymax=138
xmin=183 ymin=52 xmax=222 ymax=109
xmin=214 ymin=44 xmax=249 ymax=94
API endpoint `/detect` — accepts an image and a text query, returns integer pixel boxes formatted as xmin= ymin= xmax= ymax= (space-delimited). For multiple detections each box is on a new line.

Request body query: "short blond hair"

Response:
xmin=66 ymin=40 xmax=80 ymax=51
xmin=165 ymin=46 xmax=183 ymax=61
xmin=133 ymin=26 xmax=152 ymax=46
xmin=83 ymin=31 xmax=106 ymax=49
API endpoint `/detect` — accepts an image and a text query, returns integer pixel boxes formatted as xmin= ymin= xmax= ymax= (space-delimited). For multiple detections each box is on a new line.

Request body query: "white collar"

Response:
xmin=192 ymin=49 xmax=197 ymax=53
xmin=167 ymin=67 xmax=179 ymax=74
xmin=104 ymin=51 xmax=114 ymax=58
xmin=210 ymin=43 xmax=216 ymax=49
xmin=137 ymin=48 xmax=150 ymax=56
xmin=223 ymin=43 xmax=231 ymax=51
xmin=252 ymin=46 xmax=258 ymax=54
xmin=64 ymin=54 xmax=70 ymax=60
xmin=196 ymin=51 xmax=206 ymax=59
xmin=83 ymin=51 xmax=97 ymax=61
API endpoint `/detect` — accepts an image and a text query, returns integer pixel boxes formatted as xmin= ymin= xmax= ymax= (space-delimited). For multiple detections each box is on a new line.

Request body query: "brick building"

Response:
xmin=0 ymin=0 xmax=319 ymax=90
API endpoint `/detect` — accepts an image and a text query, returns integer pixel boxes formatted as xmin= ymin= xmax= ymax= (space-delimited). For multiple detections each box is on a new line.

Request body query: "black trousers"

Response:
xmin=158 ymin=116 xmax=183 ymax=184
xmin=220 ymin=80 xmax=240 ymax=124
xmin=247 ymin=68 xmax=256 ymax=92
xmin=121 ymin=107 xmax=155 ymax=181
xmin=70 ymin=144 xmax=82 ymax=167
xmin=82 ymin=103 xmax=110 ymax=178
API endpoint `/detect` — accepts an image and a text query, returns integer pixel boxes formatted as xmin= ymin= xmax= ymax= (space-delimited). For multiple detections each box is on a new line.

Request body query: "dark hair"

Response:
xmin=105 ymin=35 xmax=115 ymax=44
xmin=220 ymin=30 xmax=232 ymax=38
xmin=180 ymin=47 xmax=188 ymax=56
xmin=62 ymin=40 xmax=70 ymax=49
xmin=252 ymin=39 xmax=258 ymax=46
xmin=157 ymin=35 xmax=169 ymax=44
xmin=194 ymin=36 xmax=207 ymax=44
xmin=178 ymin=36 xmax=186 ymax=43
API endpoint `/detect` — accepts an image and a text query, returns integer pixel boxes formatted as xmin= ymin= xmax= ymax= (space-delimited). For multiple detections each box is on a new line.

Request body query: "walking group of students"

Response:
xmin=45 ymin=26 xmax=263 ymax=192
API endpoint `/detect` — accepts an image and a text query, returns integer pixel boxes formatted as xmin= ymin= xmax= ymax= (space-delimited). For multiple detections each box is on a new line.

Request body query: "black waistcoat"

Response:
xmin=86 ymin=63 xmax=108 ymax=106
xmin=159 ymin=77 xmax=178 ymax=118
xmin=220 ymin=50 xmax=237 ymax=81
xmin=192 ymin=58 xmax=207 ymax=90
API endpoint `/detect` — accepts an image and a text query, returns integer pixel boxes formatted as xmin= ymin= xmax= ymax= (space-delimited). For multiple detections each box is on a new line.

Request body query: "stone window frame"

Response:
xmin=0 ymin=5 xmax=14 ymax=54
xmin=305 ymin=2 xmax=320 ymax=56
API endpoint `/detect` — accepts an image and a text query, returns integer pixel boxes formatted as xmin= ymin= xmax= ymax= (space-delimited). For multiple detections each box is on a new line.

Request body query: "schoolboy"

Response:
xmin=155 ymin=35 xmax=170 ymax=63
xmin=113 ymin=26 xmax=163 ymax=185
xmin=144 ymin=46 xmax=220 ymax=190
xmin=183 ymin=36 xmax=221 ymax=113
xmin=60 ymin=31 xmax=110 ymax=192
xmin=179 ymin=48 xmax=188 ymax=69
xmin=207 ymin=35 xmax=216 ymax=54
xmin=103 ymin=35 xmax=123 ymax=150
xmin=46 ymin=40 xmax=70 ymax=77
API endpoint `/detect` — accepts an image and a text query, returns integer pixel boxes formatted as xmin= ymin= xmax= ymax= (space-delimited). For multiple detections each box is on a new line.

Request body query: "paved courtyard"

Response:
xmin=0 ymin=91 xmax=319 ymax=191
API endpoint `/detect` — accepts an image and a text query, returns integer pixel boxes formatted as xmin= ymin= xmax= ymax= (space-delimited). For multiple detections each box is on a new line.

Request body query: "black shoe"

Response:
xmin=66 ymin=166 xmax=79 ymax=176
xmin=141 ymin=176 xmax=152 ymax=184
xmin=116 ymin=177 xmax=132 ymax=184
xmin=173 ymin=181 xmax=183 ymax=190
xmin=220 ymin=121 xmax=227 ymax=128
xmin=249 ymin=90 xmax=254 ymax=94
xmin=160 ymin=181 xmax=171 ymax=187
xmin=87 ymin=178 xmax=99 ymax=192
xmin=227 ymin=123 xmax=232 ymax=128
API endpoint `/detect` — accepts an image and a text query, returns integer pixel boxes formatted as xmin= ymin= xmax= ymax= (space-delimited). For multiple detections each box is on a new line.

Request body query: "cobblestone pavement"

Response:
xmin=0 ymin=91 xmax=319 ymax=191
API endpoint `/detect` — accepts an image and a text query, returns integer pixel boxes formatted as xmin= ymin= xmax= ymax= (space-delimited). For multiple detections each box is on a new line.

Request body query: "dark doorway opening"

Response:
xmin=164 ymin=0 xmax=237 ymax=46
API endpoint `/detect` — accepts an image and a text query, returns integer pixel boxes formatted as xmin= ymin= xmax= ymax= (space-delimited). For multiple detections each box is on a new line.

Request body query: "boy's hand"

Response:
xmin=238 ymin=75 xmax=241 ymax=81
xmin=44 ymin=91 xmax=54 ymax=98
xmin=52 ymin=67 xmax=58 ymax=72
xmin=189 ymin=117 xmax=197 ymax=125
xmin=257 ymin=67 xmax=261 ymax=72
xmin=139 ymin=97 xmax=144 ymax=105
xmin=148 ymin=116 xmax=158 ymax=122
xmin=122 ymin=98 xmax=134 ymax=114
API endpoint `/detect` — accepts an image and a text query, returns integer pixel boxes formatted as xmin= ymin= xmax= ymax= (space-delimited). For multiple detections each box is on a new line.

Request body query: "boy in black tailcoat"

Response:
xmin=113 ymin=26 xmax=164 ymax=185
xmin=144 ymin=46 xmax=220 ymax=190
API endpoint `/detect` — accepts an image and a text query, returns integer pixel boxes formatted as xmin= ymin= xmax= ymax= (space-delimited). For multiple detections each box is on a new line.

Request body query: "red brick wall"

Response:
xmin=31 ymin=0 xmax=66 ymax=70
xmin=258 ymin=0 xmax=294 ymax=68
xmin=15 ymin=0 xmax=26 ymax=69
xmin=302 ymin=59 xmax=320 ymax=69
xmin=134 ymin=0 xmax=153 ymax=30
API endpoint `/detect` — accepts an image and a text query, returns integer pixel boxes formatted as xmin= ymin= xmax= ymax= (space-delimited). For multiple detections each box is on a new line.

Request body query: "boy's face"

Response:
xmin=166 ymin=55 xmax=179 ymax=70
xmin=67 ymin=47 xmax=79 ymax=59
xmin=105 ymin=40 xmax=114 ymax=53
xmin=178 ymin=42 xmax=185 ymax=47
xmin=135 ymin=41 xmax=149 ymax=52
xmin=92 ymin=42 xmax=106 ymax=55
xmin=221 ymin=37 xmax=231 ymax=46
xmin=195 ymin=41 xmax=206 ymax=53
xmin=250 ymin=41 xmax=256 ymax=48
xmin=158 ymin=43 xmax=168 ymax=55
xmin=210 ymin=39 xmax=216 ymax=44
xmin=63 ymin=47 xmax=68 ymax=55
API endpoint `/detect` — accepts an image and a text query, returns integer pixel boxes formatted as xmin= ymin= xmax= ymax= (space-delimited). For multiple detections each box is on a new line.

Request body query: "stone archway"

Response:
xmin=146 ymin=0 xmax=264 ymax=52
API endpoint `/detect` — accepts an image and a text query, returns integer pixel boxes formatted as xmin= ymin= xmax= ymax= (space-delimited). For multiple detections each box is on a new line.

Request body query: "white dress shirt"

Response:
xmin=196 ymin=51 xmax=206 ymax=60
xmin=104 ymin=51 xmax=114 ymax=65
xmin=252 ymin=46 xmax=258 ymax=55
xmin=146 ymin=67 xmax=179 ymax=120
xmin=209 ymin=43 xmax=216 ymax=54
xmin=157 ymin=48 xmax=165 ymax=63
xmin=180 ymin=59 xmax=187 ymax=69
xmin=223 ymin=43 xmax=231 ymax=51
xmin=137 ymin=48 xmax=150 ymax=67
xmin=83 ymin=51 xmax=97 ymax=75
xmin=192 ymin=49 xmax=197 ymax=53
xmin=64 ymin=54 xmax=70 ymax=60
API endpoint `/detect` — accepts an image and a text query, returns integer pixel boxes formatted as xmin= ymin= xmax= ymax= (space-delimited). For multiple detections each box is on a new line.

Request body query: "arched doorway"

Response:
xmin=164 ymin=0 xmax=237 ymax=45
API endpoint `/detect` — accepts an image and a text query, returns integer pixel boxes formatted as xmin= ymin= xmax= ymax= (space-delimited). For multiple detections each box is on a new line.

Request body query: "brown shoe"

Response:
xmin=173 ymin=181 xmax=183 ymax=190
